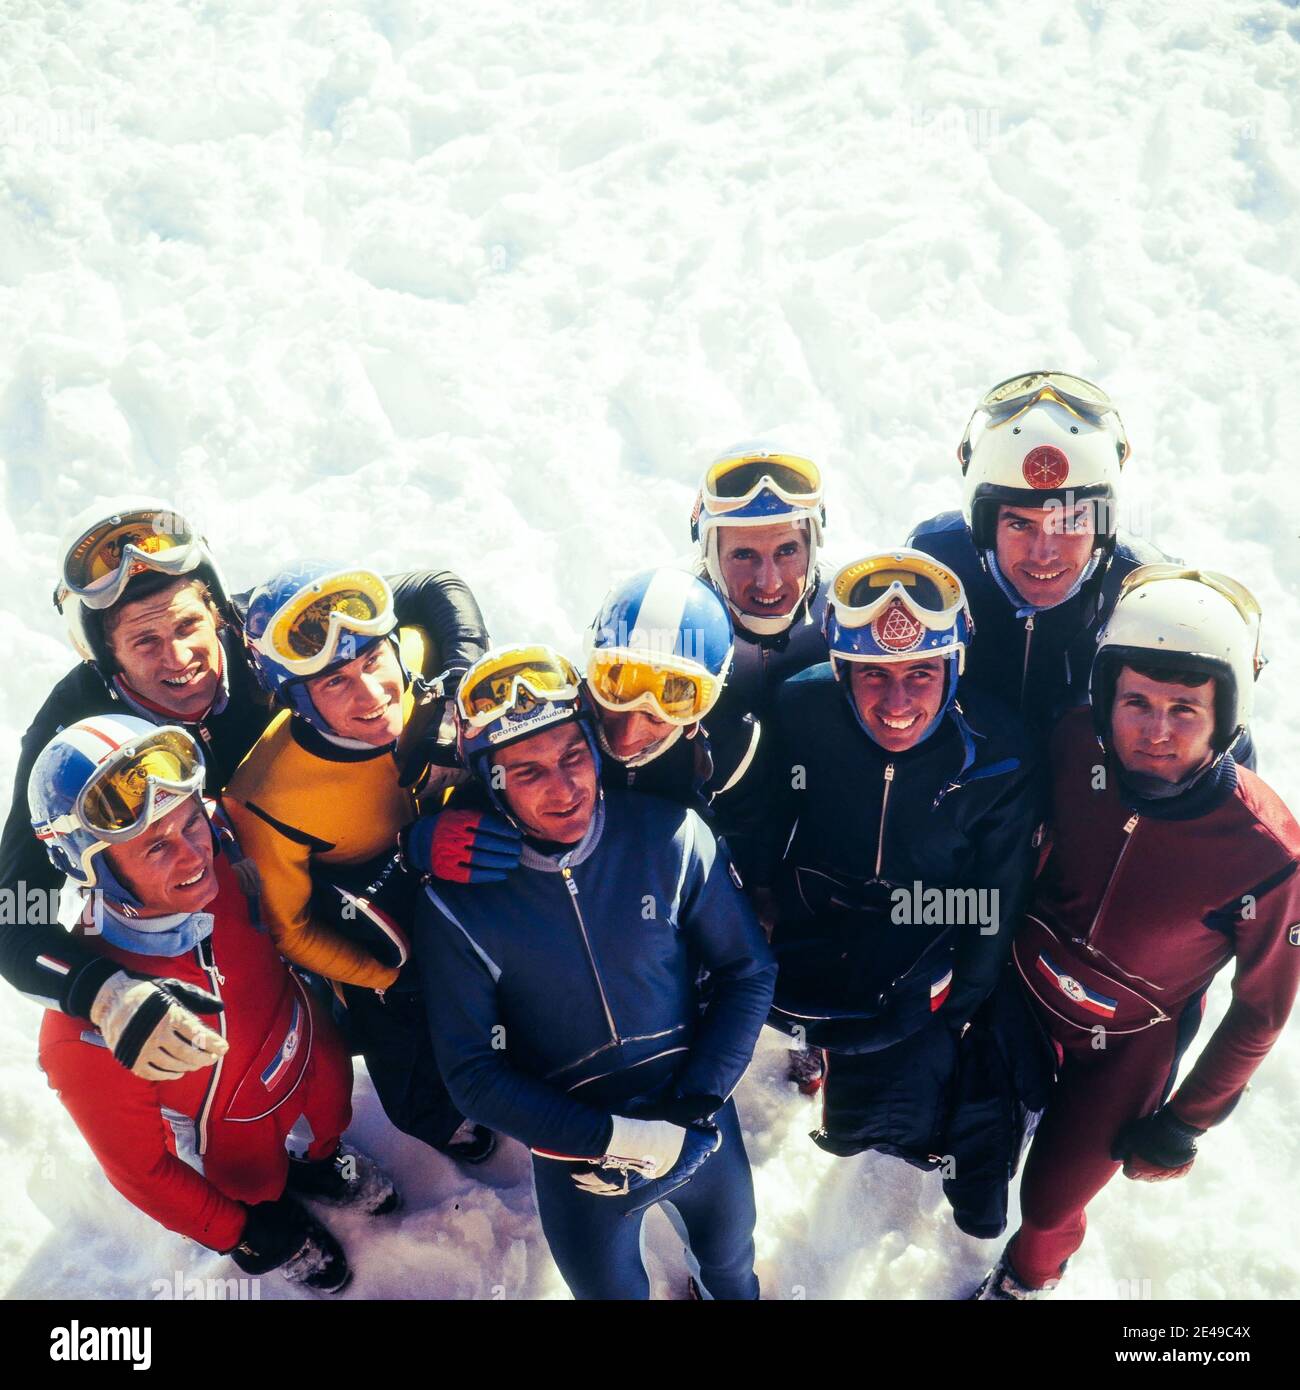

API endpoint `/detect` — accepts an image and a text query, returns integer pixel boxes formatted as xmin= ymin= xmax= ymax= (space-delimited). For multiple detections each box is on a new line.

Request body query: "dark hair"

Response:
xmin=1121 ymin=658 xmax=1215 ymax=690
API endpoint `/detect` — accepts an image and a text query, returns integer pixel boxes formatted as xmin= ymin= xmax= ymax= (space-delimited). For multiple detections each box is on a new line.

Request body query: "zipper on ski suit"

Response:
xmin=193 ymin=936 xmax=227 ymax=1155
xmin=561 ymin=866 xmax=620 ymax=1045
xmin=1019 ymin=613 xmax=1035 ymax=710
xmin=874 ymin=763 xmax=895 ymax=879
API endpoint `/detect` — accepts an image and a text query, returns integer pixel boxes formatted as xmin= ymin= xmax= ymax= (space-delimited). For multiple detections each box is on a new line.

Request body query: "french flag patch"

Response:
xmin=1036 ymin=951 xmax=1117 ymax=1018
xmin=930 ymin=968 xmax=953 ymax=1012
xmin=260 ymin=999 xmax=303 ymax=1090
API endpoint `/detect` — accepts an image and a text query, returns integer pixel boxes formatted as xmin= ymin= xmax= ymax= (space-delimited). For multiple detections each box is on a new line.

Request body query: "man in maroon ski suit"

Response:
xmin=980 ymin=566 xmax=1300 ymax=1297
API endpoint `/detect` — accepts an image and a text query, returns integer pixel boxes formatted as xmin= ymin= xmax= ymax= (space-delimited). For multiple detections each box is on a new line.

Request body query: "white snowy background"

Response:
xmin=2 ymin=0 xmax=1299 ymax=1300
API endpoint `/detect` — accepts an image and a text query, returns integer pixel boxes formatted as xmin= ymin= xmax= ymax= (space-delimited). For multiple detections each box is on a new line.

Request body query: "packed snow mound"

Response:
xmin=3 ymin=0 xmax=1299 ymax=1298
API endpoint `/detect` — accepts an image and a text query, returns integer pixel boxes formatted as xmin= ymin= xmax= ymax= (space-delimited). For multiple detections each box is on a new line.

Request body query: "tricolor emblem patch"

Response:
xmin=1036 ymin=950 xmax=1117 ymax=1018
xmin=260 ymin=998 xmax=303 ymax=1090
xmin=930 ymin=968 xmax=953 ymax=1012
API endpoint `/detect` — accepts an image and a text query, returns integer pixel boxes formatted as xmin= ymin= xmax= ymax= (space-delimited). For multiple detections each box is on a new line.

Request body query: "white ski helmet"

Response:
xmin=52 ymin=496 xmax=231 ymax=672
xmin=958 ymin=375 xmax=1130 ymax=556
xmin=1090 ymin=565 xmax=1264 ymax=755
xmin=691 ymin=439 xmax=826 ymax=637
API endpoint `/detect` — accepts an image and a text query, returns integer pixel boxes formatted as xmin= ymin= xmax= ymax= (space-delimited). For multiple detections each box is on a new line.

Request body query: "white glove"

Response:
xmin=90 ymin=970 xmax=229 ymax=1081
xmin=570 ymin=1115 xmax=687 ymax=1197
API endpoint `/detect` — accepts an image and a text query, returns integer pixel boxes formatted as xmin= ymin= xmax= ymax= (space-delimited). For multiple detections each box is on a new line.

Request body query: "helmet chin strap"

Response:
xmin=703 ymin=523 xmax=818 ymax=637
xmin=595 ymin=717 xmax=685 ymax=768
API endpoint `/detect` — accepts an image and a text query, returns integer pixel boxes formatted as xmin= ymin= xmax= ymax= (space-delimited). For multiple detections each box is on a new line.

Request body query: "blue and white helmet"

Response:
xmin=28 ymin=714 xmax=207 ymax=900
xmin=585 ymin=569 xmax=735 ymax=766
xmin=824 ymin=550 xmax=974 ymax=731
xmin=243 ymin=561 xmax=401 ymax=736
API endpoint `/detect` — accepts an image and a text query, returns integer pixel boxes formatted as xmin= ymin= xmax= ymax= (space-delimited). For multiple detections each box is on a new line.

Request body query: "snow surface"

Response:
xmin=3 ymin=0 xmax=1300 ymax=1300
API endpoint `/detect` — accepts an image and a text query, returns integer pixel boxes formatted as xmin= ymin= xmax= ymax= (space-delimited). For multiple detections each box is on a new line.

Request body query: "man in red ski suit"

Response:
xmin=30 ymin=715 xmax=396 ymax=1293
xmin=981 ymin=567 xmax=1300 ymax=1296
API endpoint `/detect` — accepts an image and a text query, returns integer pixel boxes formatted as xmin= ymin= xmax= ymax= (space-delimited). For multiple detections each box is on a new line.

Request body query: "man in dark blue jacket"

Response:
xmin=908 ymin=373 xmax=1168 ymax=741
xmin=415 ymin=644 xmax=776 ymax=1300
xmin=749 ymin=550 xmax=1050 ymax=1237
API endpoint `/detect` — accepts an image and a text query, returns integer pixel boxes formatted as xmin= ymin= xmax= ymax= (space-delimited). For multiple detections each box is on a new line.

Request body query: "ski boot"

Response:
xmin=440 ymin=1119 xmax=497 ymax=1165
xmin=971 ymin=1251 xmax=1059 ymax=1301
xmin=787 ymin=1046 xmax=826 ymax=1097
xmin=287 ymin=1141 xmax=400 ymax=1215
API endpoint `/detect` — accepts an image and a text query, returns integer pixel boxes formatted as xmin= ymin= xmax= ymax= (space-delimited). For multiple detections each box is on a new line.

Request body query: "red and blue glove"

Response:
xmin=403 ymin=809 xmax=523 ymax=885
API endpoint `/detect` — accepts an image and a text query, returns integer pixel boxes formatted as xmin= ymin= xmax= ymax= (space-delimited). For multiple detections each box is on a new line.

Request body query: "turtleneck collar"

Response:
xmin=1114 ymin=752 xmax=1238 ymax=822
xmin=90 ymin=893 xmax=215 ymax=957
xmin=518 ymin=794 xmax=606 ymax=872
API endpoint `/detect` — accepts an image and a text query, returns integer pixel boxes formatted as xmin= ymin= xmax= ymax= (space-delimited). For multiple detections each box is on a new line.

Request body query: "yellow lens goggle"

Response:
xmin=59 ymin=508 xmax=201 ymax=611
xmin=253 ymin=569 xmax=395 ymax=678
xmin=702 ymin=452 xmax=823 ymax=515
xmin=457 ymin=646 xmax=583 ymax=729
xmin=586 ymin=650 xmax=720 ymax=725
xmin=66 ymin=727 xmax=205 ymax=843
xmin=830 ymin=552 xmax=968 ymax=632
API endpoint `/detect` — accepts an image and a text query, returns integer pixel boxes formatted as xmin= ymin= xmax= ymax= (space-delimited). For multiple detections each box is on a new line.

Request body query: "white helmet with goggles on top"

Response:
xmin=958 ymin=372 xmax=1130 ymax=559
xmin=53 ymin=496 xmax=232 ymax=673
xmin=691 ymin=439 xmax=826 ymax=638
xmin=1090 ymin=565 xmax=1264 ymax=759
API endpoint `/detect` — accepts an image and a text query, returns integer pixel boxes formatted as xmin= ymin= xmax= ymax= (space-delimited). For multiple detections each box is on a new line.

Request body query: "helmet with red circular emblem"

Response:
xmin=957 ymin=372 xmax=1130 ymax=557
xmin=823 ymin=550 xmax=974 ymax=736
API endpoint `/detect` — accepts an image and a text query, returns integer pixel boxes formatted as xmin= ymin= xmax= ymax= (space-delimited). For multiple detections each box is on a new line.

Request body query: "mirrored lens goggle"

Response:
xmin=702 ymin=453 xmax=823 ymax=514
xmin=77 ymin=728 xmax=206 ymax=842
xmin=586 ymin=650 xmax=718 ymax=724
xmin=458 ymin=647 xmax=583 ymax=727
xmin=60 ymin=509 xmax=201 ymax=610
xmin=831 ymin=554 xmax=967 ymax=631
xmin=959 ymin=374 xmax=1130 ymax=469
xmin=256 ymin=570 xmax=395 ymax=678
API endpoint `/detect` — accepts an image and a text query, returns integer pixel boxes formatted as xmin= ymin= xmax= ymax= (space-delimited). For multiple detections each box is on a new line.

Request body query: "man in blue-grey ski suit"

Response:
xmin=415 ymin=647 xmax=775 ymax=1300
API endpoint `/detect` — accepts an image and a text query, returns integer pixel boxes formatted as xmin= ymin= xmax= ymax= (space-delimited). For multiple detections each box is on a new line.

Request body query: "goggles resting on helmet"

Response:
xmin=700 ymin=452 xmax=823 ymax=519
xmin=457 ymin=646 xmax=584 ymax=732
xmin=38 ymin=726 xmax=205 ymax=846
xmin=958 ymin=373 xmax=1131 ymax=471
xmin=248 ymin=569 xmax=395 ymax=680
xmin=55 ymin=507 xmax=207 ymax=614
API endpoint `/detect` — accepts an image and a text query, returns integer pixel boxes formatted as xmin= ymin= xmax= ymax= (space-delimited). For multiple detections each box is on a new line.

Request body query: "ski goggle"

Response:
xmin=830 ymin=552 xmax=969 ymax=633
xmin=56 ymin=508 xmax=206 ymax=612
xmin=586 ymin=650 xmax=723 ymax=725
xmin=959 ymin=373 xmax=1130 ymax=469
xmin=701 ymin=452 xmax=823 ymax=517
xmin=1119 ymin=565 xmax=1265 ymax=674
xmin=249 ymin=569 xmax=395 ymax=679
xmin=457 ymin=646 xmax=583 ymax=730
xmin=42 ymin=727 xmax=206 ymax=845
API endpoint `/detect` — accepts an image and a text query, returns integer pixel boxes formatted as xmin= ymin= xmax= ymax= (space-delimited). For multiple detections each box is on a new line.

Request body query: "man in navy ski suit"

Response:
xmin=747 ymin=550 xmax=1049 ymax=1236
xmin=908 ymin=374 xmax=1168 ymax=739
xmin=416 ymin=645 xmax=775 ymax=1300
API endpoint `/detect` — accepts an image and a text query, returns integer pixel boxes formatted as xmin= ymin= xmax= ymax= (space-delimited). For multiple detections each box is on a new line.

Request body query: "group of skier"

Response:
xmin=3 ymin=370 xmax=1297 ymax=1300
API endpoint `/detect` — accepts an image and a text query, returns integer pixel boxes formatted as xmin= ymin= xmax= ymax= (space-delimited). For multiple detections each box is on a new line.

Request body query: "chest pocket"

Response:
xmin=225 ymin=974 xmax=315 ymax=1122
